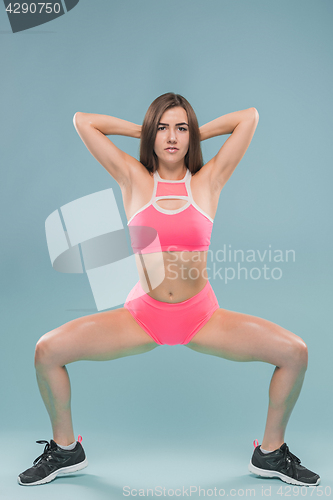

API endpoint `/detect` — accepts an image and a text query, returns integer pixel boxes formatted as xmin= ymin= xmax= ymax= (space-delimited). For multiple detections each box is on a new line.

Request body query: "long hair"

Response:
xmin=140 ymin=93 xmax=203 ymax=175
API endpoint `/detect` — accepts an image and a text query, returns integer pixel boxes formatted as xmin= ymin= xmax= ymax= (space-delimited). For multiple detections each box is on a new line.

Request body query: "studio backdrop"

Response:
xmin=1 ymin=1 xmax=332 ymax=499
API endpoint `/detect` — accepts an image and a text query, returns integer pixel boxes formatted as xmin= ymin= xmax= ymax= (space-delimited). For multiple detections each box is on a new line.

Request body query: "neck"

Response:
xmin=156 ymin=163 xmax=187 ymax=181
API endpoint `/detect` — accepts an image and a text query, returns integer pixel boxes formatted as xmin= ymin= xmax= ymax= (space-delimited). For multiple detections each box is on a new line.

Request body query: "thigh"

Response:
xmin=185 ymin=308 xmax=306 ymax=367
xmin=37 ymin=307 xmax=159 ymax=365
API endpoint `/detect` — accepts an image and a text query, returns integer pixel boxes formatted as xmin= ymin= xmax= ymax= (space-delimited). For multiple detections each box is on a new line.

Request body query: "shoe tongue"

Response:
xmin=50 ymin=440 xmax=58 ymax=449
xmin=280 ymin=443 xmax=288 ymax=451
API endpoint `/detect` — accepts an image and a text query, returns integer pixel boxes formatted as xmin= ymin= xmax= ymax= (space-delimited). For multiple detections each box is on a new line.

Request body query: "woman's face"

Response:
xmin=154 ymin=106 xmax=189 ymax=165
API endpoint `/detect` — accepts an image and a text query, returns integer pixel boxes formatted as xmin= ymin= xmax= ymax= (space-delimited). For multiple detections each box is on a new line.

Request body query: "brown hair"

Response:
xmin=140 ymin=93 xmax=203 ymax=175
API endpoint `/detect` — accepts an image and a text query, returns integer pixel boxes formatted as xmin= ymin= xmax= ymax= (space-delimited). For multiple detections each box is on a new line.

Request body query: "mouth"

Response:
xmin=165 ymin=147 xmax=178 ymax=152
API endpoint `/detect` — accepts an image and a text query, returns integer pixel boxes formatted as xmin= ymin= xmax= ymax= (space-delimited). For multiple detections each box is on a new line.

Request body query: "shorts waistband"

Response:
xmin=136 ymin=280 xmax=212 ymax=310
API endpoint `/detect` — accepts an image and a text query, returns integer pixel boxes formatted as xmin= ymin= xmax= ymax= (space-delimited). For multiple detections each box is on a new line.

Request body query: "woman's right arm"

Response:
xmin=73 ymin=112 xmax=142 ymax=187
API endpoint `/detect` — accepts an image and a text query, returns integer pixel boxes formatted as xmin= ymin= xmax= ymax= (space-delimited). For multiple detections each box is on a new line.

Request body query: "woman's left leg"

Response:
xmin=185 ymin=308 xmax=308 ymax=451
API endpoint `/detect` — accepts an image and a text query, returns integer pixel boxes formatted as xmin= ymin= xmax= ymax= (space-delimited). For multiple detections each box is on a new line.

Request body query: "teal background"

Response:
xmin=1 ymin=1 xmax=332 ymax=498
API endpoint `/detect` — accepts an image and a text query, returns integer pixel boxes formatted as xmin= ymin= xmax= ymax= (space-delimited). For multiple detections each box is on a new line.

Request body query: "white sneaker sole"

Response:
xmin=248 ymin=461 xmax=320 ymax=487
xmin=17 ymin=458 xmax=88 ymax=486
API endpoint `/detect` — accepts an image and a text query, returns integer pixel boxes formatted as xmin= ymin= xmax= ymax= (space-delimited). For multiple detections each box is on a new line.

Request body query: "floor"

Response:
xmin=2 ymin=430 xmax=331 ymax=500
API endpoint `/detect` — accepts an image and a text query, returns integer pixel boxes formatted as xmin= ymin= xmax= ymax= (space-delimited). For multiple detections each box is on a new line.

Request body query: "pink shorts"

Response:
xmin=124 ymin=280 xmax=219 ymax=345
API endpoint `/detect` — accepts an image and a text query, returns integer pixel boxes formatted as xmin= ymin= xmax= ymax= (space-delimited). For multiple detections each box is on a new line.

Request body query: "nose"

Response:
xmin=167 ymin=127 xmax=177 ymax=143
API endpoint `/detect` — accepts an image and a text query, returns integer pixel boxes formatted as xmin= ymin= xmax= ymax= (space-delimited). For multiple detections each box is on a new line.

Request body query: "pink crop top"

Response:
xmin=127 ymin=169 xmax=214 ymax=254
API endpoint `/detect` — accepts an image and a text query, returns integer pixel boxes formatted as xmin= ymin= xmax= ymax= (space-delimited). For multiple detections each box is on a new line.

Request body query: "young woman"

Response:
xmin=18 ymin=93 xmax=320 ymax=487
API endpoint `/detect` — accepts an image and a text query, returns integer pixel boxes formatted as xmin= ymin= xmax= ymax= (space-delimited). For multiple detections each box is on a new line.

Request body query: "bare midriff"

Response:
xmin=134 ymin=250 xmax=208 ymax=303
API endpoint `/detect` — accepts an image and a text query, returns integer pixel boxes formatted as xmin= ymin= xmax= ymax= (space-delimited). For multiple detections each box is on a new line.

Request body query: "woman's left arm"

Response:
xmin=200 ymin=107 xmax=259 ymax=190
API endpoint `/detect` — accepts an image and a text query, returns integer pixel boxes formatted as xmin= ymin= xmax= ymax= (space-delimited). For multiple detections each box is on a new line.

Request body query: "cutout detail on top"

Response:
xmin=156 ymin=198 xmax=188 ymax=210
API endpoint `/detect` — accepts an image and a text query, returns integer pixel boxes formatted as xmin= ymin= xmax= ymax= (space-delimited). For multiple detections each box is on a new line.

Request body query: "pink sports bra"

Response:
xmin=127 ymin=169 xmax=214 ymax=254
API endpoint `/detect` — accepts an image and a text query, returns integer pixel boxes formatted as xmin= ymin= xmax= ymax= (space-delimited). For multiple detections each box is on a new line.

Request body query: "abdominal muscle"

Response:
xmin=134 ymin=250 xmax=208 ymax=303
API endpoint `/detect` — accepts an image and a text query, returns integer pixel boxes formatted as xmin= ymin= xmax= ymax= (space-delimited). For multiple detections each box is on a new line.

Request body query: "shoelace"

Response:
xmin=33 ymin=440 xmax=53 ymax=466
xmin=282 ymin=445 xmax=301 ymax=476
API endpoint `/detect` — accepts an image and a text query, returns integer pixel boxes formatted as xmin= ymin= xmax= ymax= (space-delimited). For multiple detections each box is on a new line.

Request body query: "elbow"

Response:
xmin=73 ymin=112 xmax=86 ymax=129
xmin=73 ymin=111 xmax=80 ymax=128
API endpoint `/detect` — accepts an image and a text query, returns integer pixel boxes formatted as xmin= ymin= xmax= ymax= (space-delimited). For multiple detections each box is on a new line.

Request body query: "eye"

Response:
xmin=157 ymin=126 xmax=165 ymax=131
xmin=178 ymin=127 xmax=188 ymax=132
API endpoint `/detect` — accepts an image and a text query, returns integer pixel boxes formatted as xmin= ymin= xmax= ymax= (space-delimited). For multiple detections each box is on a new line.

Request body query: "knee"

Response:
xmin=287 ymin=336 xmax=308 ymax=372
xmin=34 ymin=333 xmax=56 ymax=369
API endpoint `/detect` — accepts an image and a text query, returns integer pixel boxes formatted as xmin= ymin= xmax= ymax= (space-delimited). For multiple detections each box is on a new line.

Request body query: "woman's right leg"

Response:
xmin=34 ymin=307 xmax=159 ymax=445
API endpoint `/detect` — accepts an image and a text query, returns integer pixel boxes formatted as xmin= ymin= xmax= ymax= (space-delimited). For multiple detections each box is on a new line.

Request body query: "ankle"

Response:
xmin=56 ymin=440 xmax=76 ymax=451
xmin=53 ymin=436 xmax=76 ymax=447
xmin=261 ymin=441 xmax=284 ymax=452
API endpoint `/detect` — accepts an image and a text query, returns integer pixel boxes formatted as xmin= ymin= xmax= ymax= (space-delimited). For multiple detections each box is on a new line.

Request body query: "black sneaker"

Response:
xmin=248 ymin=442 xmax=320 ymax=486
xmin=18 ymin=438 xmax=88 ymax=486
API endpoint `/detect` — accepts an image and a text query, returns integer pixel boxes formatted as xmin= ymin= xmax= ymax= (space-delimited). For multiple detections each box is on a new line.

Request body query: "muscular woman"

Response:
xmin=18 ymin=93 xmax=320 ymax=487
